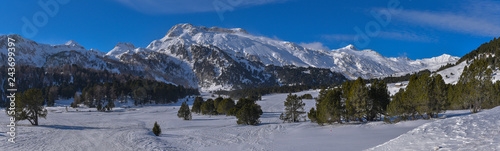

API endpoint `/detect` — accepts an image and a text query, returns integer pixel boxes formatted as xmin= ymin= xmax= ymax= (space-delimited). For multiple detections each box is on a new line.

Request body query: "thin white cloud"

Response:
xmin=322 ymin=31 xmax=435 ymax=43
xmin=113 ymin=0 xmax=289 ymax=14
xmin=299 ymin=42 xmax=330 ymax=51
xmin=321 ymin=34 xmax=357 ymax=42
xmin=394 ymin=0 xmax=500 ymax=37
xmin=378 ymin=31 xmax=437 ymax=43
xmin=462 ymin=0 xmax=500 ymax=17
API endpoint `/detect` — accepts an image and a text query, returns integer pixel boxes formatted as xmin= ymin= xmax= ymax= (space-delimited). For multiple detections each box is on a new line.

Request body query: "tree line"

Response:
xmin=458 ymin=37 xmax=500 ymax=65
xmin=74 ymin=78 xmax=199 ymax=111
xmin=447 ymin=57 xmax=500 ymax=112
xmin=178 ymin=96 xmax=263 ymax=125
xmin=385 ymin=73 xmax=448 ymax=122
xmin=0 ymin=64 xmax=199 ymax=108
xmin=307 ymin=78 xmax=390 ymax=125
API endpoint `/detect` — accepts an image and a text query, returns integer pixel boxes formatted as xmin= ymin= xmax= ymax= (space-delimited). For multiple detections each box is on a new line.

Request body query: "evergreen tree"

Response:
xmin=307 ymin=107 xmax=317 ymax=123
xmin=152 ymin=121 xmax=161 ymax=136
xmin=376 ymin=80 xmax=390 ymax=119
xmin=414 ymin=73 xmax=432 ymax=119
xmin=280 ymin=93 xmax=306 ymax=122
xmin=214 ymin=97 xmax=224 ymax=114
xmin=106 ymin=99 xmax=115 ymax=111
xmin=349 ymin=78 xmax=369 ymax=121
xmin=342 ymin=81 xmax=354 ymax=122
xmin=457 ymin=59 xmax=494 ymax=113
xmin=387 ymin=89 xmax=408 ymax=122
xmin=315 ymin=88 xmax=343 ymax=124
xmin=217 ymin=98 xmax=235 ymax=115
xmin=201 ymin=99 xmax=216 ymax=115
xmin=402 ymin=74 xmax=422 ymax=119
xmin=367 ymin=79 xmax=390 ymax=121
xmin=428 ymin=74 xmax=447 ymax=118
xmin=236 ymin=98 xmax=257 ymax=110
xmin=177 ymin=101 xmax=192 ymax=120
xmin=192 ymin=97 xmax=204 ymax=114
xmin=236 ymin=103 xmax=263 ymax=125
xmin=10 ymin=89 xmax=48 ymax=125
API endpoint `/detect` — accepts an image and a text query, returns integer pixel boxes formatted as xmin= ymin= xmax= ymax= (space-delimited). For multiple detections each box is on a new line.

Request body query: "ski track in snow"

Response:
xmin=0 ymin=90 xmax=480 ymax=151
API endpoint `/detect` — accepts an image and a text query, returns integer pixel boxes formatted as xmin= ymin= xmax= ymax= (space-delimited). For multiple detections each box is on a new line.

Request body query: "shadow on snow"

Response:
xmin=37 ymin=124 xmax=104 ymax=130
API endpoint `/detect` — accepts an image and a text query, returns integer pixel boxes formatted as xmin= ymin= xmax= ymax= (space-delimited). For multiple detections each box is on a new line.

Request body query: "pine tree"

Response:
xmin=152 ymin=121 xmax=161 ymax=136
xmin=403 ymin=74 xmax=422 ymax=119
xmin=387 ymin=89 xmax=407 ymax=122
xmin=342 ymin=81 xmax=355 ymax=122
xmin=217 ymin=98 xmax=235 ymax=115
xmin=457 ymin=59 xmax=494 ymax=113
xmin=11 ymin=89 xmax=48 ymax=125
xmin=315 ymin=88 xmax=343 ymax=124
xmin=236 ymin=98 xmax=257 ymax=110
xmin=428 ymin=74 xmax=447 ymax=118
xmin=350 ymin=78 xmax=369 ymax=122
xmin=192 ymin=97 xmax=204 ymax=114
xmin=415 ymin=73 xmax=431 ymax=119
xmin=236 ymin=103 xmax=263 ymax=125
xmin=214 ymin=97 xmax=224 ymax=114
xmin=371 ymin=80 xmax=390 ymax=121
xmin=307 ymin=107 xmax=317 ymax=123
xmin=201 ymin=99 xmax=216 ymax=115
xmin=177 ymin=102 xmax=192 ymax=120
xmin=280 ymin=93 xmax=306 ymax=123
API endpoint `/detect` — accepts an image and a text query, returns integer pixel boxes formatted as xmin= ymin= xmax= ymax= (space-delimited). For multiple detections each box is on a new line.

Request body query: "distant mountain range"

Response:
xmin=0 ymin=23 xmax=459 ymax=91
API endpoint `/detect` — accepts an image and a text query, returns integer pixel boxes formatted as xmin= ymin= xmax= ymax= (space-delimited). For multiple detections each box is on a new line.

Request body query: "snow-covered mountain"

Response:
xmin=0 ymin=34 xmax=107 ymax=69
xmin=0 ymin=24 xmax=459 ymax=91
xmin=131 ymin=23 xmax=459 ymax=79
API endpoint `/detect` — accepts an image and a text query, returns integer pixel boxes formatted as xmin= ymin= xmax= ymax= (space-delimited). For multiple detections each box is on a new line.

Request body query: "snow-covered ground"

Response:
xmin=0 ymin=90 xmax=482 ymax=151
xmin=435 ymin=61 xmax=500 ymax=84
xmin=369 ymin=106 xmax=500 ymax=151
xmin=436 ymin=61 xmax=467 ymax=84
xmin=387 ymin=81 xmax=409 ymax=96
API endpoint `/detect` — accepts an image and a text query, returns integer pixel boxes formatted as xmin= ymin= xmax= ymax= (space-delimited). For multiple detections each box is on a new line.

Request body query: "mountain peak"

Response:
xmin=106 ymin=42 xmax=137 ymax=58
xmin=342 ymin=44 xmax=357 ymax=50
xmin=65 ymin=40 xmax=80 ymax=46
xmin=64 ymin=40 xmax=85 ymax=49
xmin=427 ymin=54 xmax=459 ymax=62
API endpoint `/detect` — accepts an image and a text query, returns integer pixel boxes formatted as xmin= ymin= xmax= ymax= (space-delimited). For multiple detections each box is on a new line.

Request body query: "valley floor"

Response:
xmin=0 ymin=90 xmax=493 ymax=151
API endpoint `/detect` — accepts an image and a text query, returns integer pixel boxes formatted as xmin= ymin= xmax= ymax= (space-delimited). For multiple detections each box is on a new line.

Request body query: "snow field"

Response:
xmin=0 ymin=90 xmax=475 ymax=151
xmin=368 ymin=107 xmax=500 ymax=151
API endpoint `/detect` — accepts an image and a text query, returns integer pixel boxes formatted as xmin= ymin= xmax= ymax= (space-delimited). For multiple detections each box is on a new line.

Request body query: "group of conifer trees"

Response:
xmin=308 ymin=78 xmax=390 ymax=125
xmin=387 ymin=57 xmax=500 ymax=123
xmin=447 ymin=57 xmax=500 ymax=113
xmin=307 ymin=55 xmax=500 ymax=125
xmin=385 ymin=73 xmax=448 ymax=123
xmin=179 ymin=97 xmax=263 ymax=125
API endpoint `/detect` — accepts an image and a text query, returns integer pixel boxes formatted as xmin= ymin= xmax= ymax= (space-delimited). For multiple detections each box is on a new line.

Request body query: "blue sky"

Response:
xmin=1 ymin=0 xmax=499 ymax=59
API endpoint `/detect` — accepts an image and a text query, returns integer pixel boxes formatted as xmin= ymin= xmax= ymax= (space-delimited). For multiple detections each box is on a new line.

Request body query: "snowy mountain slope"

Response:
xmin=0 ymin=34 xmax=199 ymax=88
xmin=0 ymin=35 xmax=106 ymax=68
xmin=0 ymin=24 xmax=459 ymax=91
xmin=435 ymin=57 xmax=500 ymax=84
xmin=436 ymin=61 xmax=468 ymax=84
xmin=131 ymin=23 xmax=459 ymax=79
xmin=368 ymin=106 xmax=500 ymax=151
xmin=106 ymin=42 xmax=137 ymax=59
